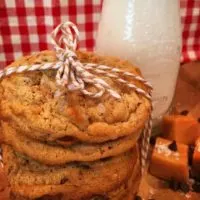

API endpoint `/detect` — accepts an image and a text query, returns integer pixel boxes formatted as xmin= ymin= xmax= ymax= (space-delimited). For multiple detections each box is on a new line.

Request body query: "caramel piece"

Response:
xmin=150 ymin=137 xmax=189 ymax=183
xmin=162 ymin=115 xmax=200 ymax=145
xmin=192 ymin=137 xmax=200 ymax=179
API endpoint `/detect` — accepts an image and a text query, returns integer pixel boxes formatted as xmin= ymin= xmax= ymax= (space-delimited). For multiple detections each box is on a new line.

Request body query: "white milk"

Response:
xmin=96 ymin=0 xmax=182 ymax=126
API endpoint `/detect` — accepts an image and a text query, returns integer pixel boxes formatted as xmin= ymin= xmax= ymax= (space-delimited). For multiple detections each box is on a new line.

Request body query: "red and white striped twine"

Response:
xmin=0 ymin=21 xmax=153 ymax=174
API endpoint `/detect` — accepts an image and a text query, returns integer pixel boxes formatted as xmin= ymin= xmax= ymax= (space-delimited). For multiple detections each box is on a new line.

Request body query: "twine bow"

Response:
xmin=51 ymin=22 xmax=121 ymax=98
xmin=0 ymin=21 xmax=153 ymax=174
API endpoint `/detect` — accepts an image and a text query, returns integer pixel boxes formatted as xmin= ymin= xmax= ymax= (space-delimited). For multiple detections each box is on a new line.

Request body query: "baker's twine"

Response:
xmin=0 ymin=21 xmax=152 ymax=174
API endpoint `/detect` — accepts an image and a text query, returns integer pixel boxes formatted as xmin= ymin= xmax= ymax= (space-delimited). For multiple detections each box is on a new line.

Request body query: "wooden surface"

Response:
xmin=173 ymin=62 xmax=200 ymax=119
xmin=0 ymin=62 xmax=199 ymax=199
xmin=138 ymin=173 xmax=200 ymax=200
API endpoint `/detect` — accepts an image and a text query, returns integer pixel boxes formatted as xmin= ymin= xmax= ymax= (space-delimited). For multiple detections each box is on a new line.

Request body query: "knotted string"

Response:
xmin=0 ymin=21 xmax=153 ymax=174
xmin=51 ymin=22 xmax=122 ymax=98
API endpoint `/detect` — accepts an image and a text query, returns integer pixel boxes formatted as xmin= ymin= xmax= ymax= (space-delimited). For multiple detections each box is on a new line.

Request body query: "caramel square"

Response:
xmin=150 ymin=137 xmax=189 ymax=183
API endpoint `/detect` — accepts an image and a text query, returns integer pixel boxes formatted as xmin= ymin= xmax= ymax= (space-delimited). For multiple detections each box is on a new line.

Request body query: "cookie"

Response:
xmin=2 ymin=144 xmax=139 ymax=200
xmin=10 ymin=165 xmax=141 ymax=200
xmin=1 ymin=122 xmax=139 ymax=165
xmin=0 ymin=50 xmax=151 ymax=143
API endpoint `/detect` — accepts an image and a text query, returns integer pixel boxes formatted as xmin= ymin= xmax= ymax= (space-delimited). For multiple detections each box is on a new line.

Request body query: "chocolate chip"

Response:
xmin=34 ymin=62 xmax=42 ymax=64
xmin=198 ymin=118 xmax=200 ymax=123
xmin=60 ymin=177 xmax=68 ymax=184
xmin=192 ymin=182 xmax=200 ymax=193
xmin=168 ymin=140 xmax=178 ymax=152
xmin=180 ymin=182 xmax=190 ymax=193
xmin=180 ymin=110 xmax=189 ymax=116
xmin=169 ymin=179 xmax=180 ymax=191
xmin=135 ymin=195 xmax=142 ymax=200
xmin=150 ymin=136 xmax=156 ymax=146
xmin=188 ymin=145 xmax=195 ymax=166
xmin=78 ymin=163 xmax=91 ymax=170
xmin=24 ymin=159 xmax=29 ymax=165
xmin=100 ymin=157 xmax=112 ymax=162
xmin=108 ymin=146 xmax=113 ymax=149
xmin=100 ymin=148 xmax=105 ymax=154
xmin=90 ymin=194 xmax=109 ymax=200
xmin=42 ymin=58 xmax=49 ymax=62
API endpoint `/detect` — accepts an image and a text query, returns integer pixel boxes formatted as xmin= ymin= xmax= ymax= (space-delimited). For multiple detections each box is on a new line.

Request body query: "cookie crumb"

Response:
xmin=60 ymin=177 xmax=69 ymax=184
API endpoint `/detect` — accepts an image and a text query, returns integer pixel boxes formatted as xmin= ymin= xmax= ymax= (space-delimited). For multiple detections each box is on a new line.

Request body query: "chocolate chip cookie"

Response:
xmin=2 ymin=144 xmax=139 ymax=200
xmin=0 ymin=51 xmax=151 ymax=144
xmin=1 ymin=122 xmax=140 ymax=165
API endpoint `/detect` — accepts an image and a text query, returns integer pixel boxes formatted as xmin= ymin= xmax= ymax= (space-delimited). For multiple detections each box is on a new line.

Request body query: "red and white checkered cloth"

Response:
xmin=181 ymin=0 xmax=200 ymax=63
xmin=0 ymin=0 xmax=199 ymax=69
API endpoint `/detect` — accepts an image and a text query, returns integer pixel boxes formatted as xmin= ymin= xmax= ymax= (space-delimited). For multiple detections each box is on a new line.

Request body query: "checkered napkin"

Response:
xmin=181 ymin=0 xmax=200 ymax=63
xmin=0 ymin=0 xmax=199 ymax=69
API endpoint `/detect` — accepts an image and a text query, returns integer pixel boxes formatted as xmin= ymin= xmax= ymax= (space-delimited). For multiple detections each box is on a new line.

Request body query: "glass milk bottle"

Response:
xmin=96 ymin=0 xmax=182 ymax=128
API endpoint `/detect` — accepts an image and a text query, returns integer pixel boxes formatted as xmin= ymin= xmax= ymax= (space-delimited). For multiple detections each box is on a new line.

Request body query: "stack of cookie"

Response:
xmin=0 ymin=51 xmax=151 ymax=200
